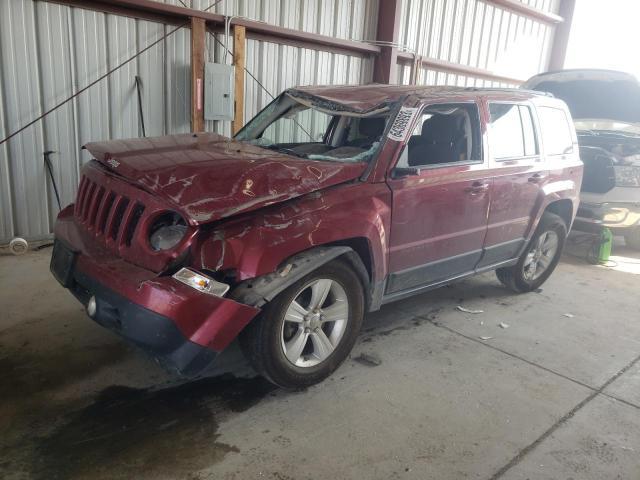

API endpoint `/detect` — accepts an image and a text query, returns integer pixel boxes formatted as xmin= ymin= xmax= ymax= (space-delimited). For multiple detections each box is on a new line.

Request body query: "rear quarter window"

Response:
xmin=538 ymin=106 xmax=574 ymax=156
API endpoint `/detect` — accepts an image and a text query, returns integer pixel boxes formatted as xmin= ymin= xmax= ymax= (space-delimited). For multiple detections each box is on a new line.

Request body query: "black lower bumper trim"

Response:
xmin=70 ymin=269 xmax=216 ymax=377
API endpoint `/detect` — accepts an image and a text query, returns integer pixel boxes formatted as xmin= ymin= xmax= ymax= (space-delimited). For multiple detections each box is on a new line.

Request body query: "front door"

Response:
xmin=386 ymin=101 xmax=491 ymax=295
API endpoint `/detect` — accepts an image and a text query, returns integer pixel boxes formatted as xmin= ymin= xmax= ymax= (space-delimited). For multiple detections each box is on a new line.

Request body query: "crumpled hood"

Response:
xmin=83 ymin=132 xmax=367 ymax=224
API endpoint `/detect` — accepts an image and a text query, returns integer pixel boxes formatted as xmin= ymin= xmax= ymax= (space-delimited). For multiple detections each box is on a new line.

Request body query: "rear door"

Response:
xmin=386 ymin=101 xmax=491 ymax=296
xmin=479 ymin=101 xmax=547 ymax=269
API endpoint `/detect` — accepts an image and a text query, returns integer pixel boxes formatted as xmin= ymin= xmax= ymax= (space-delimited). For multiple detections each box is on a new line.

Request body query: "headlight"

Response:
xmin=173 ymin=268 xmax=229 ymax=297
xmin=149 ymin=212 xmax=188 ymax=251
xmin=614 ymin=166 xmax=640 ymax=187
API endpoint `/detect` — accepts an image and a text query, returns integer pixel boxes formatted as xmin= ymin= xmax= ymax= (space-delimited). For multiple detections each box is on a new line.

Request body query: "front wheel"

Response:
xmin=239 ymin=259 xmax=364 ymax=389
xmin=496 ymin=212 xmax=567 ymax=293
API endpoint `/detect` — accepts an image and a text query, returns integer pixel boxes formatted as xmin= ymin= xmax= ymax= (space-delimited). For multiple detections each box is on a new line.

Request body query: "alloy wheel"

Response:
xmin=280 ymin=278 xmax=349 ymax=368
xmin=522 ymin=230 xmax=559 ymax=281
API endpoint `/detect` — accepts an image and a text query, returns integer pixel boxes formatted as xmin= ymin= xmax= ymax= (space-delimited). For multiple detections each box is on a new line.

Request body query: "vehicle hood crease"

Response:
xmin=83 ymin=133 xmax=367 ymax=225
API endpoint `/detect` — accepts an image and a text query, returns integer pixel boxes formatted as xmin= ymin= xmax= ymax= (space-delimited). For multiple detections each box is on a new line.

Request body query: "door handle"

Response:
xmin=528 ymin=173 xmax=547 ymax=183
xmin=464 ymin=181 xmax=489 ymax=194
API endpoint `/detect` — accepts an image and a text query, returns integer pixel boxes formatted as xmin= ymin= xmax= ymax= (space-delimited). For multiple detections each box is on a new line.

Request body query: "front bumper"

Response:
xmin=69 ymin=267 xmax=218 ymax=376
xmin=573 ymin=202 xmax=640 ymax=232
xmin=51 ymin=209 xmax=260 ymax=376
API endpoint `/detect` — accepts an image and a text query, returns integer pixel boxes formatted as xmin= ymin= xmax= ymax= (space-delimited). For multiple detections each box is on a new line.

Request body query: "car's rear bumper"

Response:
xmin=573 ymin=201 xmax=640 ymax=232
xmin=51 ymin=207 xmax=260 ymax=376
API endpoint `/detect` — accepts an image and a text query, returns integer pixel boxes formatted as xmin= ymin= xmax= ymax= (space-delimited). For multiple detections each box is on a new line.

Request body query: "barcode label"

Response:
xmin=387 ymin=107 xmax=419 ymax=142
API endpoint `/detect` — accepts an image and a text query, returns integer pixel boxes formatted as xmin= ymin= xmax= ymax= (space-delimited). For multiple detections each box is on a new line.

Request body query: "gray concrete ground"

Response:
xmin=1 ymin=236 xmax=639 ymax=480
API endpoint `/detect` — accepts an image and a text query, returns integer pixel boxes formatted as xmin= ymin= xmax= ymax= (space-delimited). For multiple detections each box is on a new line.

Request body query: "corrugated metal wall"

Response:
xmin=398 ymin=0 xmax=560 ymax=88
xmin=0 ymin=0 xmax=378 ymax=243
xmin=0 ymin=0 xmax=561 ymax=243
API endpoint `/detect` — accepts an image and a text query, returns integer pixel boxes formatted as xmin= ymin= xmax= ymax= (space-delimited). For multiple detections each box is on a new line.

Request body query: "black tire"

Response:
xmin=624 ymin=227 xmax=640 ymax=250
xmin=496 ymin=212 xmax=567 ymax=293
xmin=239 ymin=259 xmax=365 ymax=389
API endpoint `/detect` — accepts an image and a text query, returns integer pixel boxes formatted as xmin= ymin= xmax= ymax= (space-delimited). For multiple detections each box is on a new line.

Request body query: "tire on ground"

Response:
xmin=496 ymin=212 xmax=567 ymax=293
xmin=239 ymin=258 xmax=365 ymax=389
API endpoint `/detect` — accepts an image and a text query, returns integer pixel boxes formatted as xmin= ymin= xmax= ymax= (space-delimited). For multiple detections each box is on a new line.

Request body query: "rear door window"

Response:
xmin=489 ymin=103 xmax=539 ymax=159
xmin=537 ymin=106 xmax=574 ymax=156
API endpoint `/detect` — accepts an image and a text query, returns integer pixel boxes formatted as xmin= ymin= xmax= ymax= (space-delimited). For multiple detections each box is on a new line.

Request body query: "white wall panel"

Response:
xmin=0 ymin=0 xmax=557 ymax=242
xmin=0 ymin=0 xmax=376 ymax=242
xmin=398 ymin=0 xmax=560 ymax=87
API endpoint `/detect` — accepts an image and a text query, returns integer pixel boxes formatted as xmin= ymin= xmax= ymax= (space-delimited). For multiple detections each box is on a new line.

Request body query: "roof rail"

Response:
xmin=463 ymin=87 xmax=553 ymax=97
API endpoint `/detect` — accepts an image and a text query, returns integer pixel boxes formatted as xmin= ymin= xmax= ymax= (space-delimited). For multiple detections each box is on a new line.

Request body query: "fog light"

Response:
xmin=172 ymin=268 xmax=230 ymax=297
xmin=87 ymin=296 xmax=97 ymax=317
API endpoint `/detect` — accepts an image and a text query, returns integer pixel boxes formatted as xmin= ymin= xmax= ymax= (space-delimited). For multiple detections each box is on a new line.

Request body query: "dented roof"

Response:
xmin=287 ymin=84 xmax=544 ymax=112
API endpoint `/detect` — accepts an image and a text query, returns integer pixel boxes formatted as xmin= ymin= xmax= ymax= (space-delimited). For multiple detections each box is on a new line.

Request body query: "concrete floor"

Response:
xmin=1 ymin=237 xmax=639 ymax=480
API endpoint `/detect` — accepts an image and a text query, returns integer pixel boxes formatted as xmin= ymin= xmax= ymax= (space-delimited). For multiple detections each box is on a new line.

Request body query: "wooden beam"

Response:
xmin=232 ymin=25 xmax=246 ymax=135
xmin=548 ymin=0 xmax=576 ymax=70
xmin=373 ymin=0 xmax=402 ymax=84
xmin=190 ymin=17 xmax=205 ymax=133
xmin=409 ymin=55 xmax=422 ymax=85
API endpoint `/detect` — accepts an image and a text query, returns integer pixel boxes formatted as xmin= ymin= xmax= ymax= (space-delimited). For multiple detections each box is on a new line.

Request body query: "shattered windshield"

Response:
xmin=235 ymin=94 xmax=390 ymax=163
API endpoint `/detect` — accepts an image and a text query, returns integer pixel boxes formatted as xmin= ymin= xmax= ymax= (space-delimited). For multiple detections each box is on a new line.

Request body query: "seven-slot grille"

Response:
xmin=74 ymin=175 xmax=146 ymax=249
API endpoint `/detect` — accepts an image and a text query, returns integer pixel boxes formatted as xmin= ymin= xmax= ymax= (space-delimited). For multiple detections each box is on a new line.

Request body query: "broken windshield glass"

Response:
xmin=235 ymin=93 xmax=390 ymax=163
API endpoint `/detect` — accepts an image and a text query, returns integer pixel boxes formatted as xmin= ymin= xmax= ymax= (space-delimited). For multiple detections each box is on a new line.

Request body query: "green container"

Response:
xmin=598 ymin=227 xmax=613 ymax=263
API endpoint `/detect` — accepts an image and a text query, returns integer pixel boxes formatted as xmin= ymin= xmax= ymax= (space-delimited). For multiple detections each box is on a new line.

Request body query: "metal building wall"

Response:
xmin=0 ymin=0 xmax=378 ymax=243
xmin=397 ymin=0 xmax=560 ymax=88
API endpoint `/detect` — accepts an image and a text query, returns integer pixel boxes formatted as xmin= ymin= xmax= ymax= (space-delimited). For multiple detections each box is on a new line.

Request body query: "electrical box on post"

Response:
xmin=204 ymin=63 xmax=234 ymax=121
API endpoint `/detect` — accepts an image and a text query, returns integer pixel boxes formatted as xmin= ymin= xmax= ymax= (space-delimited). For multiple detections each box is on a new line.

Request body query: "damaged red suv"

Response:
xmin=51 ymin=85 xmax=582 ymax=388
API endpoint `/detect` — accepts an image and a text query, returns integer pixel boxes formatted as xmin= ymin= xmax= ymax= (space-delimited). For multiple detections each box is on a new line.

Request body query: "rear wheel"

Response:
xmin=624 ymin=227 xmax=640 ymax=250
xmin=240 ymin=259 xmax=364 ymax=389
xmin=496 ymin=212 xmax=567 ymax=293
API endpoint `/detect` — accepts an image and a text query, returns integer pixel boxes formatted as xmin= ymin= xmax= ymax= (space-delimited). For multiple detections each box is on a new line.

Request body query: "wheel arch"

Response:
xmin=325 ymin=237 xmax=373 ymax=282
xmin=544 ymin=199 xmax=574 ymax=230
xmin=230 ymin=245 xmax=374 ymax=311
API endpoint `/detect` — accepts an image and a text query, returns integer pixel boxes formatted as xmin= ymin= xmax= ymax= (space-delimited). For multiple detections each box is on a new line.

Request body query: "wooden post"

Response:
xmin=409 ymin=54 xmax=421 ymax=85
xmin=190 ymin=17 xmax=205 ymax=132
xmin=232 ymin=25 xmax=246 ymax=135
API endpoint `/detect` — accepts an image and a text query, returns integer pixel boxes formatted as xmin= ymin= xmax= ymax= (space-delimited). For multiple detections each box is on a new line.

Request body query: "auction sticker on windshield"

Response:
xmin=388 ymin=107 xmax=420 ymax=142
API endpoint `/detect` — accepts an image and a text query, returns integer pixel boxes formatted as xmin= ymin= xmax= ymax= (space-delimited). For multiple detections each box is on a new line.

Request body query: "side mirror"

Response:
xmin=391 ymin=167 xmax=422 ymax=179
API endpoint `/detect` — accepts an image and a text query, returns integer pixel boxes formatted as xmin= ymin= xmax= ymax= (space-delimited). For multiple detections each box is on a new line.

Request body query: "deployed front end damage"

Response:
xmin=51 ymin=87 xmax=396 ymax=377
xmin=52 ymin=206 xmax=261 ymax=376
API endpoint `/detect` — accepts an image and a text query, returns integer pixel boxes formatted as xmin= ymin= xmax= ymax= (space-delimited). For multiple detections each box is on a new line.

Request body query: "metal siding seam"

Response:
xmin=0 ymin=2 xmax=15 ymax=241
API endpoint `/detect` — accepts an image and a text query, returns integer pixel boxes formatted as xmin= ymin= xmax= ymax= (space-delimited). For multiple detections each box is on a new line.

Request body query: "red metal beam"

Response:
xmin=42 ymin=0 xmax=189 ymax=25
xmin=232 ymin=18 xmax=379 ymax=56
xmin=548 ymin=0 xmax=577 ymax=70
xmin=483 ymin=0 xmax=564 ymax=25
xmin=42 ymin=0 xmax=380 ymax=57
xmin=397 ymin=52 xmax=524 ymax=85
xmin=373 ymin=0 xmax=402 ymax=84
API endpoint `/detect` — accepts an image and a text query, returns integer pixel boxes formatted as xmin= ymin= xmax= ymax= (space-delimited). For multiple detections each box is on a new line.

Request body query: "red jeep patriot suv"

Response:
xmin=51 ymin=85 xmax=583 ymax=388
